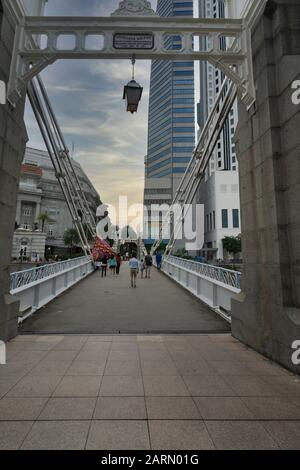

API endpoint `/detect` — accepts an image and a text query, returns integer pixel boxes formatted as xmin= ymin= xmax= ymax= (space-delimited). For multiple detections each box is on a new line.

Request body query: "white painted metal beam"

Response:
xmin=6 ymin=0 xmax=267 ymax=108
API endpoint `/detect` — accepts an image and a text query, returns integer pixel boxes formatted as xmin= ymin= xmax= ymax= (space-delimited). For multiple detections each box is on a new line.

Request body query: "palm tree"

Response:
xmin=38 ymin=213 xmax=55 ymax=232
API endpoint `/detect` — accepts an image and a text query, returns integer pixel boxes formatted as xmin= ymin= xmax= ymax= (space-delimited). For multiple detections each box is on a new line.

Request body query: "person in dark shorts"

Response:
xmin=144 ymin=252 xmax=153 ymax=279
xmin=101 ymin=255 xmax=108 ymax=277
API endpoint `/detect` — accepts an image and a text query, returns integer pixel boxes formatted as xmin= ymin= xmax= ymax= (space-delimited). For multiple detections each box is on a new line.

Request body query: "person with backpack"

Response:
xmin=144 ymin=252 xmax=153 ymax=279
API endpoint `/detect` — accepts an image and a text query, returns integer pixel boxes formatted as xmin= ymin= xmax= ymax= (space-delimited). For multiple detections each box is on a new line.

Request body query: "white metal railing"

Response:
xmin=10 ymin=256 xmax=89 ymax=290
xmin=161 ymin=256 xmax=242 ymax=322
xmin=10 ymin=256 xmax=94 ymax=321
xmin=165 ymin=256 xmax=241 ymax=289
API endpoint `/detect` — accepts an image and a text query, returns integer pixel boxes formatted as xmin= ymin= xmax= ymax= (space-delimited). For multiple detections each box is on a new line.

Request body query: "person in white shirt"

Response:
xmin=128 ymin=254 xmax=139 ymax=288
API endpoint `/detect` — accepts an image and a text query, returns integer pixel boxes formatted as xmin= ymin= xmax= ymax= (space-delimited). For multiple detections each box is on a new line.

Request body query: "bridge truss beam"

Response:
xmin=6 ymin=0 xmax=267 ymax=108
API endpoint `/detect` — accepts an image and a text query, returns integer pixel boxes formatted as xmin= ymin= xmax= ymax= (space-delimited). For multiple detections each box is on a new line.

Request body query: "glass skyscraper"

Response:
xmin=144 ymin=0 xmax=195 ymax=245
xmin=145 ymin=0 xmax=195 ymax=184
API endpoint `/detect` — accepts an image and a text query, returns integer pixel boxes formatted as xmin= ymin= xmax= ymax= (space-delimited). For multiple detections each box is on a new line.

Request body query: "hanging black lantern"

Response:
xmin=123 ymin=56 xmax=143 ymax=114
xmin=123 ymin=79 xmax=143 ymax=114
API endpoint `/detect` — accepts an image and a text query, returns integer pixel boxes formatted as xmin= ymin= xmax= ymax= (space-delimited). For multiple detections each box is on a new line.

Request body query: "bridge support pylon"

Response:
xmin=231 ymin=0 xmax=300 ymax=373
xmin=0 ymin=5 xmax=26 ymax=341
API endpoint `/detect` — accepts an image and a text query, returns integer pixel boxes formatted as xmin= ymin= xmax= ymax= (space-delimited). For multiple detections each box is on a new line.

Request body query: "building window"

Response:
xmin=222 ymin=209 xmax=228 ymax=228
xmin=23 ymin=207 xmax=32 ymax=217
xmin=213 ymin=211 xmax=216 ymax=229
xmin=232 ymin=209 xmax=239 ymax=228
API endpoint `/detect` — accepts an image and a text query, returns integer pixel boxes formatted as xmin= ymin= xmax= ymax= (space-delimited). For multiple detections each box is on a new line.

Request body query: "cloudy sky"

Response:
xmin=25 ymin=0 xmax=159 ymax=226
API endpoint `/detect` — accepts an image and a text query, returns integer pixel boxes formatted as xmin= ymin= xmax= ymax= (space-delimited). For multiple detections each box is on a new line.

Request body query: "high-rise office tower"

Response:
xmin=197 ymin=0 xmax=242 ymax=261
xmin=144 ymin=0 xmax=195 ymax=244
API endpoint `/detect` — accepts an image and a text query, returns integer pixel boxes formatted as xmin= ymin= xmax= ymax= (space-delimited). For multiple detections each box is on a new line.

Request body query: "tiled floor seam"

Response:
xmin=2 ymin=418 xmax=300 ymax=422
xmin=47 ymin=337 xmax=91 ymax=400
xmin=257 ymin=421 xmax=285 ymax=450
xmin=1 ymin=338 xmax=64 ymax=400
xmin=201 ymin=417 xmax=217 ymax=450
xmin=137 ymin=337 xmax=152 ymax=450
xmin=0 ymin=336 xmax=89 ymax=449
xmin=84 ymin=338 xmax=114 ymax=450
xmin=61 ymin=335 xmax=90 ymax=376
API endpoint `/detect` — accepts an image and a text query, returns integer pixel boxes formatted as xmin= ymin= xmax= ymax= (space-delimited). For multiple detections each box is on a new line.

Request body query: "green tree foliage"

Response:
xmin=38 ymin=213 xmax=55 ymax=232
xmin=174 ymin=248 xmax=192 ymax=259
xmin=222 ymin=236 xmax=242 ymax=256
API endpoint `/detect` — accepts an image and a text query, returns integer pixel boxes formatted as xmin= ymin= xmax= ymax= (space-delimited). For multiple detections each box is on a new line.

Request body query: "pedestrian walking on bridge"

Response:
xmin=116 ymin=253 xmax=122 ymax=275
xmin=144 ymin=252 xmax=153 ymax=279
xmin=155 ymin=251 xmax=162 ymax=270
xmin=139 ymin=258 xmax=145 ymax=278
xmin=108 ymin=254 xmax=117 ymax=275
xmin=129 ymin=254 xmax=139 ymax=288
xmin=101 ymin=255 xmax=108 ymax=278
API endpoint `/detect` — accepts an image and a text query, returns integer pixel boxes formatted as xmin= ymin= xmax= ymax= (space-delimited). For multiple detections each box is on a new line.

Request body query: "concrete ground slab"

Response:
xmin=7 ymin=375 xmax=62 ymax=398
xmin=99 ymin=376 xmax=144 ymax=396
xmin=143 ymin=375 xmax=190 ymax=397
xmin=66 ymin=360 xmax=105 ymax=376
xmin=0 ymin=333 xmax=299 ymax=449
xmin=262 ymin=421 xmax=300 ymax=450
xmin=205 ymin=421 xmax=279 ymax=450
xmin=53 ymin=376 xmax=101 ymax=397
xmin=146 ymin=397 xmax=201 ymax=420
xmin=86 ymin=420 xmax=150 ymax=450
xmin=222 ymin=375 xmax=283 ymax=397
xmin=194 ymin=397 xmax=254 ymax=420
xmin=27 ymin=361 xmax=72 ymax=377
xmin=104 ymin=360 xmax=141 ymax=376
xmin=38 ymin=397 xmax=96 ymax=420
xmin=94 ymin=397 xmax=147 ymax=420
xmin=21 ymin=420 xmax=90 ymax=450
xmin=0 ymin=397 xmax=48 ymax=421
xmin=183 ymin=375 xmax=236 ymax=396
xmin=141 ymin=360 xmax=178 ymax=376
xmin=149 ymin=420 xmax=215 ymax=450
xmin=0 ymin=378 xmax=19 ymax=398
xmin=0 ymin=422 xmax=34 ymax=450
xmin=241 ymin=397 xmax=300 ymax=420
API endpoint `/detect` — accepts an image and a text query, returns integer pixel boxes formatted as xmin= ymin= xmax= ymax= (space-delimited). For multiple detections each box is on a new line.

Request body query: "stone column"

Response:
xmin=16 ymin=200 xmax=22 ymax=225
xmin=231 ymin=0 xmax=300 ymax=373
xmin=0 ymin=4 xmax=28 ymax=341
xmin=35 ymin=201 xmax=41 ymax=221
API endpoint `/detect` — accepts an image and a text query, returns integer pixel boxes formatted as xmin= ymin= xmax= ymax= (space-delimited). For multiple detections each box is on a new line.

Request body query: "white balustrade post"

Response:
xmin=197 ymin=276 xmax=201 ymax=296
xmin=212 ymin=283 xmax=218 ymax=308
xmin=52 ymin=277 xmax=57 ymax=296
xmin=33 ymin=284 xmax=40 ymax=309
xmin=64 ymin=272 xmax=68 ymax=288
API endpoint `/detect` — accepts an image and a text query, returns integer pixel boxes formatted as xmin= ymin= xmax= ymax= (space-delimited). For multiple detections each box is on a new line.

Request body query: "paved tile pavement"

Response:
xmin=1 ymin=333 xmax=300 ymax=450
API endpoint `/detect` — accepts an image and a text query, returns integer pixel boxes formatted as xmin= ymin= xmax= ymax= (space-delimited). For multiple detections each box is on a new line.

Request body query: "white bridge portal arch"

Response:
xmin=6 ymin=0 xmax=267 ymax=108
